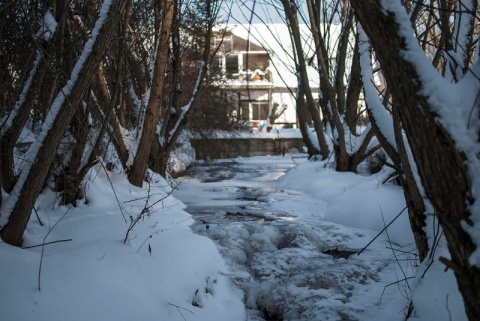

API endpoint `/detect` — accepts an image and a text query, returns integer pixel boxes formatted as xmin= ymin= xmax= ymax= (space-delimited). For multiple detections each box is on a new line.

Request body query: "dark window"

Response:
xmin=252 ymin=102 xmax=269 ymax=120
xmin=225 ymin=55 xmax=238 ymax=78
xmin=239 ymin=102 xmax=250 ymax=121
xmin=239 ymin=101 xmax=269 ymax=121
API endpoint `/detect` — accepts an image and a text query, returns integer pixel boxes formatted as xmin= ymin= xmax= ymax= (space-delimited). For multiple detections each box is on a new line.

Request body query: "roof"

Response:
xmin=223 ymin=23 xmax=342 ymax=89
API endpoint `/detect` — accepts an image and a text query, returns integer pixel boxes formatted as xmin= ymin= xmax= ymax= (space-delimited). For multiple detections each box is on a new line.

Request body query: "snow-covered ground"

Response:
xmin=0 ymin=168 xmax=245 ymax=321
xmin=0 ymin=155 xmax=466 ymax=321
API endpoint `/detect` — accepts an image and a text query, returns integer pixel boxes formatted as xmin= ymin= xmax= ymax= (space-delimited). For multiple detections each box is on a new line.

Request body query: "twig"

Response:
xmin=33 ymin=207 xmax=44 ymax=226
xmin=357 ymin=206 xmax=407 ymax=256
xmin=420 ymin=258 xmax=435 ymax=279
xmin=136 ymin=228 xmax=168 ymax=253
xmin=124 ymin=180 xmax=182 ymax=243
xmin=377 ymin=276 xmax=415 ymax=305
xmin=23 ymin=239 xmax=72 ymax=249
xmin=95 ymin=161 xmax=129 ymax=223
xmin=385 ymin=247 xmax=419 ymax=256
xmin=144 ymin=180 xmax=182 ymax=212
xmin=122 ymin=193 xmax=162 ymax=204
xmin=169 ymin=302 xmax=194 ymax=321
xmin=446 ymin=294 xmax=452 ymax=321
xmin=381 ymin=207 xmax=411 ymax=297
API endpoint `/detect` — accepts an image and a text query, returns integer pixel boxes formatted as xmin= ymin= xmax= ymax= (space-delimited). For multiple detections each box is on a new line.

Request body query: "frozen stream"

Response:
xmin=173 ymin=156 xmax=412 ymax=321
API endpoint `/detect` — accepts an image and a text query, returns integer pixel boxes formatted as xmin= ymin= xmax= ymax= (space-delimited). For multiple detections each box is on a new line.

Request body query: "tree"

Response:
xmin=0 ymin=0 xmax=130 ymax=246
xmin=276 ymin=0 xmax=379 ymax=169
xmin=359 ymin=28 xmax=429 ymax=262
xmin=280 ymin=0 xmax=329 ymax=159
xmin=127 ymin=0 xmax=175 ymax=186
xmin=149 ymin=0 xmax=221 ymax=177
xmin=351 ymin=1 xmax=480 ymax=319
xmin=305 ymin=1 xmax=377 ymax=171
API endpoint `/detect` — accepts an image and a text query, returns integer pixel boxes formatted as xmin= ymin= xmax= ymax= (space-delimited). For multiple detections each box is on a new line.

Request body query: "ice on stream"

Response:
xmin=175 ymin=159 xmax=414 ymax=321
xmin=193 ymin=208 xmax=383 ymax=321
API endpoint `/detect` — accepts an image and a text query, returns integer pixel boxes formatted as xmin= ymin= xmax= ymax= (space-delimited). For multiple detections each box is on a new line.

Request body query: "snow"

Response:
xmin=0 ymin=166 xmax=245 ymax=321
xmin=36 ymin=9 xmax=58 ymax=41
xmin=358 ymin=25 xmax=397 ymax=149
xmin=0 ymin=154 xmax=467 ymax=321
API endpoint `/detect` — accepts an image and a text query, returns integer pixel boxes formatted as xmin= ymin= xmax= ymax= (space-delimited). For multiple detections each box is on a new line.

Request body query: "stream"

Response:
xmin=173 ymin=156 xmax=396 ymax=321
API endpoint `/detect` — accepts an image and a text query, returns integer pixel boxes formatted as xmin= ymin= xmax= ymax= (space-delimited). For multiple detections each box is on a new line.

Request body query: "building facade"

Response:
xmin=213 ymin=24 xmax=319 ymax=130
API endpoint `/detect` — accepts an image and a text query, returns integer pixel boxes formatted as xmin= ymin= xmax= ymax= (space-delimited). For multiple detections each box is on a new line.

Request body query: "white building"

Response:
xmin=213 ymin=23 xmax=341 ymax=130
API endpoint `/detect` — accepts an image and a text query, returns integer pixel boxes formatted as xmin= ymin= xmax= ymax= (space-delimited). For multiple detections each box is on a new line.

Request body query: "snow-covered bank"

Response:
xmin=0 ymin=166 xmax=245 ymax=321
xmin=0 ymin=155 xmax=467 ymax=321
xmin=277 ymin=158 xmax=467 ymax=321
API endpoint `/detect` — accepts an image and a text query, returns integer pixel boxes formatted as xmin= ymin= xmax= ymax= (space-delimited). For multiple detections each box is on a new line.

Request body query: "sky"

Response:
xmin=221 ymin=0 xmax=287 ymax=24
xmin=222 ymin=0 xmax=277 ymax=24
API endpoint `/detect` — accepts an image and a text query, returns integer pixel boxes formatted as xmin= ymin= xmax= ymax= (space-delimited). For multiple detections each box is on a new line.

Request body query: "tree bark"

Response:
xmin=0 ymin=0 xmax=129 ymax=246
xmin=127 ymin=0 xmax=174 ymax=187
xmin=352 ymin=1 xmax=480 ymax=319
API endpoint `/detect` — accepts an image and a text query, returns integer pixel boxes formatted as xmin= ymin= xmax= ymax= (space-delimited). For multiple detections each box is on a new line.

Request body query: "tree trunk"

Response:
xmin=281 ymin=0 xmax=329 ymax=159
xmin=359 ymin=35 xmax=429 ymax=262
xmin=0 ymin=0 xmax=129 ymax=246
xmin=306 ymin=2 xmax=364 ymax=171
xmin=56 ymin=96 xmax=91 ymax=205
xmin=128 ymin=0 xmax=174 ymax=187
xmin=296 ymin=86 xmax=321 ymax=156
xmin=352 ymin=1 xmax=480 ymax=319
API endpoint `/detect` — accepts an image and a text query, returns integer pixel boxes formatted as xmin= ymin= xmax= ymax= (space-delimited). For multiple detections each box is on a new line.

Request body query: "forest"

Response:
xmin=0 ymin=0 xmax=479 ymax=320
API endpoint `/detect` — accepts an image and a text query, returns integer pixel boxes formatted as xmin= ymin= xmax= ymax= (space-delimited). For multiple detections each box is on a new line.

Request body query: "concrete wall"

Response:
xmin=190 ymin=138 xmax=305 ymax=160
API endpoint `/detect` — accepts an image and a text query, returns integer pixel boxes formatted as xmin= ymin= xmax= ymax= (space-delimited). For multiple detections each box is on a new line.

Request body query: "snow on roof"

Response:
xmin=224 ymin=23 xmax=342 ymax=89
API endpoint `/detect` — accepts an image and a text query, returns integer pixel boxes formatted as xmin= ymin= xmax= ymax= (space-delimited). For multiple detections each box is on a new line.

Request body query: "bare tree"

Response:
xmin=359 ymin=27 xmax=429 ymax=262
xmin=280 ymin=0 xmax=330 ymax=159
xmin=150 ymin=0 xmax=221 ymax=177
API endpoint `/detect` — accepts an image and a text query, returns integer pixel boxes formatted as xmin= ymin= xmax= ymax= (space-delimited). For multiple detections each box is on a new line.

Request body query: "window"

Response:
xmin=239 ymin=101 xmax=269 ymax=121
xmin=239 ymin=102 xmax=250 ymax=121
xmin=225 ymin=55 xmax=239 ymax=78
xmin=252 ymin=102 xmax=269 ymax=120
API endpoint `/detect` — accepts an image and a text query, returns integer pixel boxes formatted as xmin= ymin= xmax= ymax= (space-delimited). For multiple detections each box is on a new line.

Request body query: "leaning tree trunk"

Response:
xmin=0 ymin=0 xmax=129 ymax=246
xmin=352 ymin=1 xmax=480 ymax=320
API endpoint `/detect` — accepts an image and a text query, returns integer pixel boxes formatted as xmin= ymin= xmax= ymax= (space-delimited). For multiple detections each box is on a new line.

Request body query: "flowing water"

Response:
xmin=174 ymin=157 xmax=390 ymax=321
